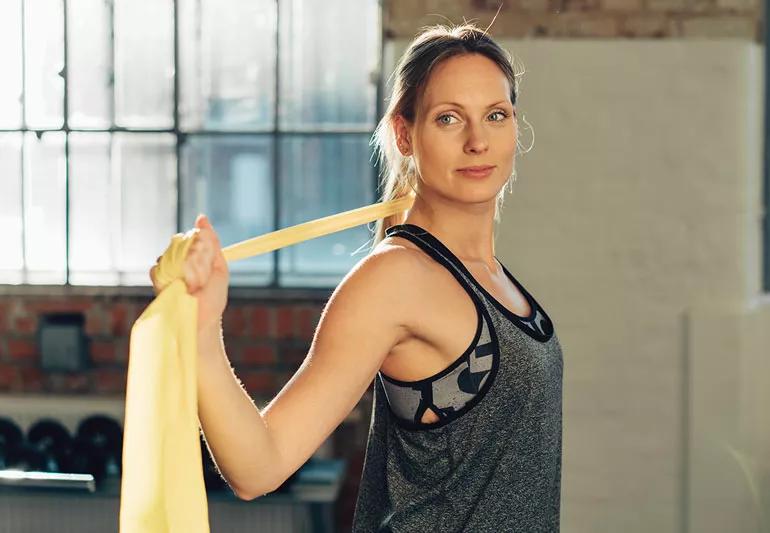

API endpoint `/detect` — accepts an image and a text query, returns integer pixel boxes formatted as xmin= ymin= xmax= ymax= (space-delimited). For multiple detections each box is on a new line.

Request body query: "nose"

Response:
xmin=463 ymin=122 xmax=489 ymax=155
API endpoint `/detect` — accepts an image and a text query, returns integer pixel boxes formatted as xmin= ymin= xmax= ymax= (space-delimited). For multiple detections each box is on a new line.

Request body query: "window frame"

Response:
xmin=0 ymin=0 xmax=384 ymax=298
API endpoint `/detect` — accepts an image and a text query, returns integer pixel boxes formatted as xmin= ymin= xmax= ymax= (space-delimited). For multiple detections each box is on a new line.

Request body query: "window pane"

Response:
xmin=24 ymin=0 xmax=64 ymax=129
xmin=115 ymin=133 xmax=176 ymax=284
xmin=181 ymin=135 xmax=275 ymax=286
xmin=69 ymin=132 xmax=117 ymax=285
xmin=179 ymin=0 xmax=276 ymax=132
xmin=114 ymin=0 xmax=174 ymax=128
xmin=0 ymin=1 xmax=23 ymax=128
xmin=68 ymin=0 xmax=112 ymax=129
xmin=278 ymin=134 xmax=375 ymax=287
xmin=279 ymin=0 xmax=380 ymax=130
xmin=0 ymin=134 xmax=23 ymax=283
xmin=24 ymin=131 xmax=66 ymax=283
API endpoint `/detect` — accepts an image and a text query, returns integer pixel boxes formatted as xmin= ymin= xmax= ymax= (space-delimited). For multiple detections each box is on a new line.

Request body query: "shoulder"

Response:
xmin=350 ymin=235 xmax=436 ymax=290
xmin=323 ymin=237 xmax=430 ymax=328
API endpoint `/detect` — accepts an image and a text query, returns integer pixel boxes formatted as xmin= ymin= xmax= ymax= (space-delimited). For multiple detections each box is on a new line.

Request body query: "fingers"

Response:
xmin=194 ymin=214 xmax=222 ymax=248
xmin=183 ymin=255 xmax=209 ymax=293
xmin=184 ymin=237 xmax=214 ymax=293
xmin=155 ymin=214 xmax=221 ymax=294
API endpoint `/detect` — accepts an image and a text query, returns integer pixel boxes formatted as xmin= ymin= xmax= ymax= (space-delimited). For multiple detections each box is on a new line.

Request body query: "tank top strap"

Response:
xmin=385 ymin=223 xmax=482 ymax=301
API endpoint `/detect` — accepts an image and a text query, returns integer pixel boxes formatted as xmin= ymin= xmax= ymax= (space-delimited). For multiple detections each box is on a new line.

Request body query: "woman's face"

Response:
xmin=396 ymin=53 xmax=517 ymax=206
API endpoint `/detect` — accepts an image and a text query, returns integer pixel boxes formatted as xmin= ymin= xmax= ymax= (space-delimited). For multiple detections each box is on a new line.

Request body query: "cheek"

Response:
xmin=416 ymin=130 xmax=456 ymax=169
xmin=496 ymin=128 xmax=518 ymax=159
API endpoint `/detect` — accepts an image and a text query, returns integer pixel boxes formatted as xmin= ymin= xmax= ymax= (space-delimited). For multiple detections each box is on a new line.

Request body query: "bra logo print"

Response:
xmin=430 ymin=318 xmax=497 ymax=415
xmin=519 ymin=308 xmax=552 ymax=338
xmin=457 ymin=328 xmax=495 ymax=394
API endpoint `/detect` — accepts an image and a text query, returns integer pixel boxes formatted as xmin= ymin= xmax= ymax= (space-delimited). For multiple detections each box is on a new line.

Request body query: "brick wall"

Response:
xmin=0 ymin=292 xmax=370 ymax=530
xmin=386 ymin=0 xmax=764 ymax=41
xmin=0 ymin=295 xmax=323 ymax=398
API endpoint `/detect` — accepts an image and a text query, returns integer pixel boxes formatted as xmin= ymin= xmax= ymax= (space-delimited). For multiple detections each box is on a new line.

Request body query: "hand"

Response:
xmin=149 ymin=214 xmax=229 ymax=333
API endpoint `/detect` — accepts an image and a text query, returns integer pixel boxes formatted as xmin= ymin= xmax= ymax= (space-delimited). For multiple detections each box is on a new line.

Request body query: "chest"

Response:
xmin=380 ymin=258 xmax=531 ymax=383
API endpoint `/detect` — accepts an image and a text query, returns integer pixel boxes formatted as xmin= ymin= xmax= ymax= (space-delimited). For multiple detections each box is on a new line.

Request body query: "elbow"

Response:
xmin=232 ymin=475 xmax=283 ymax=501
xmin=235 ymin=487 xmax=260 ymax=501
xmin=230 ymin=437 xmax=289 ymax=500
xmin=234 ymin=484 xmax=276 ymax=502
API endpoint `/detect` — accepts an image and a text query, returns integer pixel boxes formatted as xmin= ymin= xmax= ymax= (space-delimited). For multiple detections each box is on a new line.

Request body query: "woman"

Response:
xmin=156 ymin=23 xmax=564 ymax=533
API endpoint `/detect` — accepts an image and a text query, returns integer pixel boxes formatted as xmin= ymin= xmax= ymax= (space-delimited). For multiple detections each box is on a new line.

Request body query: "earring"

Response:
xmin=507 ymin=169 xmax=518 ymax=194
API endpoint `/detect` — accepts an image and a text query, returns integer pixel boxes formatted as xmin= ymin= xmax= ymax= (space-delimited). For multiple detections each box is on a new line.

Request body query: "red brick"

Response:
xmin=223 ymin=307 xmax=247 ymax=337
xmin=93 ymin=368 xmax=126 ymax=394
xmin=84 ymin=307 xmax=104 ymax=336
xmin=90 ymin=341 xmax=116 ymax=364
xmin=275 ymin=306 xmax=294 ymax=339
xmin=249 ymin=306 xmax=272 ymax=338
xmin=8 ymin=339 xmax=37 ymax=361
xmin=114 ymin=339 xmax=129 ymax=363
xmin=0 ymin=302 xmax=10 ymax=334
xmin=0 ymin=364 xmax=19 ymax=390
xmin=562 ymin=0 xmax=601 ymax=11
xmin=241 ymin=344 xmax=277 ymax=365
xmin=282 ymin=344 xmax=309 ymax=367
xmin=13 ymin=316 xmax=37 ymax=335
xmin=471 ymin=0 xmax=512 ymax=9
xmin=296 ymin=306 xmax=320 ymax=341
xmin=27 ymin=300 xmax=92 ymax=314
xmin=620 ymin=14 xmax=670 ymax=36
xmin=19 ymin=366 xmax=44 ymax=392
xmin=239 ymin=371 xmax=276 ymax=397
xmin=110 ymin=304 xmax=129 ymax=336
xmin=602 ymin=0 xmax=644 ymax=9
xmin=549 ymin=13 xmax=621 ymax=36
xmin=130 ymin=302 xmax=148 ymax=327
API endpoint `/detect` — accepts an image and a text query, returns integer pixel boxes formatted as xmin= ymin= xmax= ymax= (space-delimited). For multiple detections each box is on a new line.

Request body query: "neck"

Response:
xmin=401 ymin=191 xmax=498 ymax=271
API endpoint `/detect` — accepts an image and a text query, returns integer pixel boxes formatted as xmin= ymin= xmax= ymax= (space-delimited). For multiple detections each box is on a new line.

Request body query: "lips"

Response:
xmin=456 ymin=164 xmax=496 ymax=178
xmin=457 ymin=165 xmax=495 ymax=172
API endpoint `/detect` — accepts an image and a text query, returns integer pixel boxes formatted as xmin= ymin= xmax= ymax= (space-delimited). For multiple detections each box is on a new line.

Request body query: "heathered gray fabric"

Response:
xmin=351 ymin=224 xmax=564 ymax=532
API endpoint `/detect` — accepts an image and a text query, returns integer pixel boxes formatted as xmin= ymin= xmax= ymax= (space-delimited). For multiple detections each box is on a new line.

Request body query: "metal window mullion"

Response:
xmin=19 ymin=0 xmax=28 ymax=283
xmin=63 ymin=0 xmax=70 ymax=284
xmin=110 ymin=0 xmax=124 ymax=285
xmin=107 ymin=0 xmax=118 ymax=281
xmin=0 ymin=127 xmax=372 ymax=135
xmin=272 ymin=0 xmax=281 ymax=289
xmin=174 ymin=0 xmax=182 ymax=233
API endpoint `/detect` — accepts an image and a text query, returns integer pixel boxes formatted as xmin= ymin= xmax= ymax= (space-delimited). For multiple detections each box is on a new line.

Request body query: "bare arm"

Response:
xmin=197 ymin=246 xmax=415 ymax=499
xmin=195 ymin=323 xmax=282 ymax=499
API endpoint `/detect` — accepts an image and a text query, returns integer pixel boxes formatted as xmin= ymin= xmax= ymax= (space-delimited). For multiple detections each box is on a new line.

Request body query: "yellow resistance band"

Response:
xmin=119 ymin=194 xmax=415 ymax=533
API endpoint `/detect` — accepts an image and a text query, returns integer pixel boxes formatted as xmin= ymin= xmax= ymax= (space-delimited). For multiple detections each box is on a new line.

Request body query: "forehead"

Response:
xmin=420 ymin=53 xmax=511 ymax=109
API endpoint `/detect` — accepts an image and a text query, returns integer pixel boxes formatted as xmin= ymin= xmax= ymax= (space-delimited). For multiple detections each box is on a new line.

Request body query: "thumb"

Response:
xmin=195 ymin=213 xmax=209 ymax=229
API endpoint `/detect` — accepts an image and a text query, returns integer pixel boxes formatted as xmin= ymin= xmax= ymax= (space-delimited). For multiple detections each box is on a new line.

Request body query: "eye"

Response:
xmin=436 ymin=114 xmax=458 ymax=126
xmin=489 ymin=110 xmax=508 ymax=122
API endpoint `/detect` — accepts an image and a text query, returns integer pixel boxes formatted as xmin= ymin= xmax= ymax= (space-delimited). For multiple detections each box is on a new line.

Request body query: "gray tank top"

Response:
xmin=352 ymin=223 xmax=564 ymax=532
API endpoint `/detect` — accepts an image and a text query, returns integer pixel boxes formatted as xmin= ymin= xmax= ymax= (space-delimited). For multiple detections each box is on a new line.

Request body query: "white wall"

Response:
xmin=385 ymin=38 xmax=768 ymax=533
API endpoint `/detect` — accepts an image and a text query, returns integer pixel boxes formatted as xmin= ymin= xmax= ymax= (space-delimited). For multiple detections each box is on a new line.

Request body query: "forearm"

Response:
xmin=196 ymin=321 xmax=284 ymax=499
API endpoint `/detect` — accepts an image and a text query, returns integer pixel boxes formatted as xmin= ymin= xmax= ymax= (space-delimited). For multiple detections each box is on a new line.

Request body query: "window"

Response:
xmin=0 ymin=0 xmax=382 ymax=288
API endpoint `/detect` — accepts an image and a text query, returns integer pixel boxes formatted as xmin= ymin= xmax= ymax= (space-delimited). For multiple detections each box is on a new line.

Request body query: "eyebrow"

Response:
xmin=428 ymin=100 xmax=512 ymax=111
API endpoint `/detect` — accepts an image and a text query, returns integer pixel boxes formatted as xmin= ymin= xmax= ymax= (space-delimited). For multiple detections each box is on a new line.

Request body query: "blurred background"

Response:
xmin=0 ymin=0 xmax=767 ymax=532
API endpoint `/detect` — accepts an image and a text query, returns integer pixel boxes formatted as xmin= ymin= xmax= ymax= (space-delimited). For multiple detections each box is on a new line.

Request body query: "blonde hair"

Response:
xmin=360 ymin=23 xmax=525 ymax=255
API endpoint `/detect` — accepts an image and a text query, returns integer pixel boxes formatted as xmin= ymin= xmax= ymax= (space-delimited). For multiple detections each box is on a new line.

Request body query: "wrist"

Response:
xmin=198 ymin=318 xmax=223 ymax=345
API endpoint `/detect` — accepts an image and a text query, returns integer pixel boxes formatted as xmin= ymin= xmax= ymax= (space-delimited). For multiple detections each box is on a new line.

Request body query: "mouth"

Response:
xmin=456 ymin=165 xmax=496 ymax=178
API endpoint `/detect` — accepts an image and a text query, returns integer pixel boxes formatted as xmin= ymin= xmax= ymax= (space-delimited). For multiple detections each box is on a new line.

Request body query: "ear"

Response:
xmin=391 ymin=114 xmax=412 ymax=156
